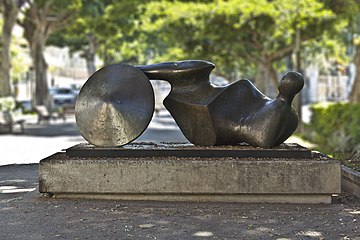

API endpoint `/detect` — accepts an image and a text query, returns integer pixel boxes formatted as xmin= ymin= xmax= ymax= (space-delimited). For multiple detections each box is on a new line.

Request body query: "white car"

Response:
xmin=49 ymin=87 xmax=77 ymax=107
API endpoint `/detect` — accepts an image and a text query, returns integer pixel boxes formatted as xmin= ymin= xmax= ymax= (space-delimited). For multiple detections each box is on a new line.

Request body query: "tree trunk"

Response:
xmin=85 ymin=56 xmax=96 ymax=76
xmin=31 ymin=38 xmax=49 ymax=106
xmin=19 ymin=0 xmax=79 ymax=107
xmin=84 ymin=32 xmax=97 ymax=75
xmin=21 ymin=3 xmax=51 ymax=107
xmin=255 ymin=64 xmax=269 ymax=94
xmin=0 ymin=0 xmax=21 ymax=97
xmin=103 ymin=52 xmax=114 ymax=66
xmin=23 ymin=14 xmax=50 ymax=107
xmin=254 ymin=62 xmax=278 ymax=97
xmin=350 ymin=45 xmax=360 ymax=103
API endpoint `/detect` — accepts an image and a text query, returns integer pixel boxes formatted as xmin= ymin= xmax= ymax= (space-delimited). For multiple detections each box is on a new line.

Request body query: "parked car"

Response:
xmin=49 ymin=87 xmax=77 ymax=107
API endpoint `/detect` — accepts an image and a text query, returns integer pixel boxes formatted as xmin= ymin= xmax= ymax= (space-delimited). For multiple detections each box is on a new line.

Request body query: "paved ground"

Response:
xmin=0 ymin=111 xmax=188 ymax=166
xmin=1 ymin=111 xmax=360 ymax=239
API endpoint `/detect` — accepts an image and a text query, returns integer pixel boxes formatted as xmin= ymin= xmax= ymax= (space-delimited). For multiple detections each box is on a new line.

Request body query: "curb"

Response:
xmin=342 ymin=165 xmax=360 ymax=198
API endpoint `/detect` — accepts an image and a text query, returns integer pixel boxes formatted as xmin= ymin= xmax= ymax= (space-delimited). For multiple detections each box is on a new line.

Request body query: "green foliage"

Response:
xmin=18 ymin=0 xmax=83 ymax=105
xmin=0 ymin=97 xmax=16 ymax=112
xmin=21 ymin=0 xmax=82 ymax=44
xmin=51 ymin=0 xmax=339 ymax=77
xmin=136 ymin=0 xmax=337 ymax=79
xmin=47 ymin=0 xmax=146 ymax=67
xmin=307 ymin=103 xmax=360 ymax=154
xmin=32 ymin=0 xmax=81 ymax=14
xmin=47 ymin=0 xmax=108 ymax=52
xmin=10 ymin=36 xmax=29 ymax=83
xmin=45 ymin=0 xmax=360 ymax=82
xmin=98 ymin=0 xmax=150 ymax=64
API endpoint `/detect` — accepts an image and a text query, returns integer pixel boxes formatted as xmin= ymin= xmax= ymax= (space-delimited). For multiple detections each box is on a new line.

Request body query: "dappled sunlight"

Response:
xmin=254 ymin=226 xmax=274 ymax=233
xmin=0 ymin=185 xmax=36 ymax=194
xmin=285 ymin=135 xmax=317 ymax=149
xmin=245 ymin=225 xmax=276 ymax=237
xmin=193 ymin=231 xmax=214 ymax=237
xmin=0 ymin=207 xmax=15 ymax=211
xmin=347 ymin=210 xmax=360 ymax=215
xmin=297 ymin=230 xmax=324 ymax=238
xmin=0 ymin=176 xmax=37 ymax=200
xmin=0 ymin=179 xmax=27 ymax=184
xmin=0 ymin=186 xmax=17 ymax=190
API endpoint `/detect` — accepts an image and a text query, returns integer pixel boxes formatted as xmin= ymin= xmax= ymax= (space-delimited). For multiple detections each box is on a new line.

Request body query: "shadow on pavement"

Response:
xmin=0 ymin=164 xmax=38 ymax=202
xmin=22 ymin=122 xmax=81 ymax=137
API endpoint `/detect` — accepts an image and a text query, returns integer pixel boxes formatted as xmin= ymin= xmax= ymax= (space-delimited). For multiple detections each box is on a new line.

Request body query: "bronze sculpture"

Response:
xmin=138 ymin=60 xmax=304 ymax=147
xmin=76 ymin=60 xmax=304 ymax=148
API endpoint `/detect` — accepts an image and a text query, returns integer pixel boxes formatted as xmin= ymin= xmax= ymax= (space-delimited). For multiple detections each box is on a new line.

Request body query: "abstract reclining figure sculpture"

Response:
xmin=75 ymin=60 xmax=304 ymax=148
xmin=139 ymin=60 xmax=304 ymax=147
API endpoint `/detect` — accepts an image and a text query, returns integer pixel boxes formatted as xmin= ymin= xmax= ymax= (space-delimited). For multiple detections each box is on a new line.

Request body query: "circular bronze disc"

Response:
xmin=75 ymin=64 xmax=154 ymax=147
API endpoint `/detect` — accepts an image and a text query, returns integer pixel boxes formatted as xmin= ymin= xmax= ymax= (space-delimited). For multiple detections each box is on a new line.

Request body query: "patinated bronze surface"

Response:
xmin=75 ymin=64 xmax=154 ymax=147
xmin=76 ymin=60 xmax=304 ymax=148
xmin=138 ymin=60 xmax=304 ymax=147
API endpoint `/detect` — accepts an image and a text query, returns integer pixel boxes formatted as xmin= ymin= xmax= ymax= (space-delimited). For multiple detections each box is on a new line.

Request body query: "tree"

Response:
xmin=91 ymin=0 xmax=147 ymax=66
xmin=47 ymin=0 xmax=143 ymax=75
xmin=47 ymin=0 xmax=116 ymax=76
xmin=0 ymin=0 xmax=25 ymax=97
xmin=19 ymin=0 xmax=81 ymax=106
xmin=347 ymin=9 xmax=360 ymax=103
xmin=137 ymin=0 xmax=338 ymax=95
xmin=350 ymin=39 xmax=360 ymax=102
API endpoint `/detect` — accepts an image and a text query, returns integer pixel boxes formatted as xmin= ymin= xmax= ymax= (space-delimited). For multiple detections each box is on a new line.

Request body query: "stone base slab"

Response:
xmin=342 ymin=166 xmax=360 ymax=198
xmin=39 ymin=150 xmax=341 ymax=204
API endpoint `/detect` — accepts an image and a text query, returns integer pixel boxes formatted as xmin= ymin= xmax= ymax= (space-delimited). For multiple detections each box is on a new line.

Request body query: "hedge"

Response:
xmin=307 ymin=102 xmax=360 ymax=154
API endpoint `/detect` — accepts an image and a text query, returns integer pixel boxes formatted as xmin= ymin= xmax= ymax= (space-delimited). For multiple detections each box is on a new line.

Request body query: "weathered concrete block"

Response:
xmin=39 ymin=147 xmax=341 ymax=204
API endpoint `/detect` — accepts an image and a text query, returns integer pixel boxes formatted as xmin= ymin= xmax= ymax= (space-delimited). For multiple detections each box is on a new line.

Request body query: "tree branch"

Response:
xmin=243 ymin=51 xmax=261 ymax=63
xmin=46 ymin=11 xmax=76 ymax=36
xmin=267 ymin=45 xmax=294 ymax=62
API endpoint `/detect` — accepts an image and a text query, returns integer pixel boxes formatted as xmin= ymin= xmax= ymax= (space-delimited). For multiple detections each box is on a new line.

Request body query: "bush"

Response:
xmin=0 ymin=97 xmax=16 ymax=112
xmin=306 ymin=102 xmax=360 ymax=154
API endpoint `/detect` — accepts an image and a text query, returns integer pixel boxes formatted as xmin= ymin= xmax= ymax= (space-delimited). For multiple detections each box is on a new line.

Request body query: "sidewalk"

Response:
xmin=0 ymin=111 xmax=188 ymax=166
xmin=0 ymin=114 xmax=83 ymax=166
xmin=0 ymin=112 xmax=359 ymax=239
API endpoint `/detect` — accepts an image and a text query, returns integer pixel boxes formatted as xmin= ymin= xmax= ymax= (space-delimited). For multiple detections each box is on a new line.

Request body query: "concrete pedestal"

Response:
xmin=39 ymin=144 xmax=341 ymax=204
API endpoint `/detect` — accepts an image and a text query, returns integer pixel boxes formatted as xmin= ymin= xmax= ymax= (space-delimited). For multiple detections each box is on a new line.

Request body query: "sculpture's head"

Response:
xmin=277 ymin=71 xmax=304 ymax=104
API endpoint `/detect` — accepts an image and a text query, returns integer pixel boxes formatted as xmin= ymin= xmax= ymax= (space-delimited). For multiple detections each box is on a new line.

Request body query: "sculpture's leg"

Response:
xmin=164 ymin=97 xmax=217 ymax=146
